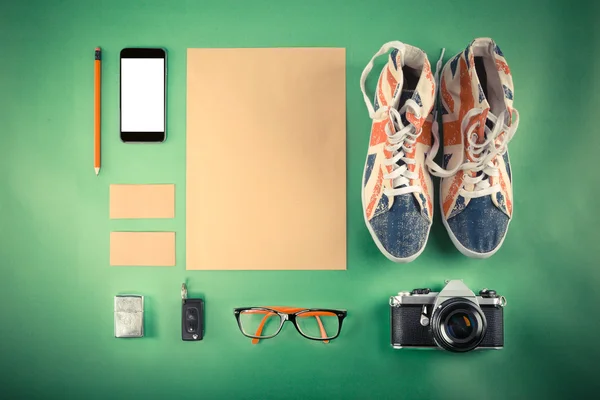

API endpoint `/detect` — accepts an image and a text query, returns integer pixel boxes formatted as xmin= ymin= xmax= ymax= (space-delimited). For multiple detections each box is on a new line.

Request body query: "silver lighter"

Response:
xmin=114 ymin=295 xmax=144 ymax=338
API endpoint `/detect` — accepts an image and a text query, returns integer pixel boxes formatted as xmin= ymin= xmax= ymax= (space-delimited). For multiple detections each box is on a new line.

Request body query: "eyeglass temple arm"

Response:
xmin=297 ymin=311 xmax=329 ymax=343
xmin=252 ymin=312 xmax=276 ymax=345
xmin=314 ymin=315 xmax=329 ymax=344
xmin=251 ymin=309 xmax=330 ymax=344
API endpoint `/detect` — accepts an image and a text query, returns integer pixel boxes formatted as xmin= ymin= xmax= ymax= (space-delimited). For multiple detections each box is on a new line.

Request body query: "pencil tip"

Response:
xmin=95 ymin=167 xmax=100 ymax=175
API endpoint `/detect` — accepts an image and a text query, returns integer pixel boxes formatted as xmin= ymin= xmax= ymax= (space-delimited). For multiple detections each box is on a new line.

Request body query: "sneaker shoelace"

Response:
xmin=426 ymin=70 xmax=520 ymax=199
xmin=381 ymin=102 xmax=423 ymax=197
xmin=360 ymin=42 xmax=445 ymax=198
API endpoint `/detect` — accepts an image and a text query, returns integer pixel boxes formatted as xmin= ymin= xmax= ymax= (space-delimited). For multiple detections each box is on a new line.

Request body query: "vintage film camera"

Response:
xmin=390 ymin=280 xmax=506 ymax=352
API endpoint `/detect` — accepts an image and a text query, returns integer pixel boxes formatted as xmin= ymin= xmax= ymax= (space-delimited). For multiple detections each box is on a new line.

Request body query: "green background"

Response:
xmin=1 ymin=0 xmax=599 ymax=398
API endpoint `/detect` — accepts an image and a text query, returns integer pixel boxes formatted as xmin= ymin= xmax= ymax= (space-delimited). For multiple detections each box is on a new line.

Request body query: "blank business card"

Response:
xmin=110 ymin=184 xmax=175 ymax=219
xmin=110 ymin=232 xmax=175 ymax=266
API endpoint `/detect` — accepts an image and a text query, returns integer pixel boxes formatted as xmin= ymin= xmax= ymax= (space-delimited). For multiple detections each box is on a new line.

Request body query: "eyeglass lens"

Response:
xmin=239 ymin=309 xmax=282 ymax=338
xmin=295 ymin=310 xmax=340 ymax=339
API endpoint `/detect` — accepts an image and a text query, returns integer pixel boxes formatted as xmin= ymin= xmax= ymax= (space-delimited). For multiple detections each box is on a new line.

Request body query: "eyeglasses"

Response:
xmin=233 ymin=306 xmax=347 ymax=344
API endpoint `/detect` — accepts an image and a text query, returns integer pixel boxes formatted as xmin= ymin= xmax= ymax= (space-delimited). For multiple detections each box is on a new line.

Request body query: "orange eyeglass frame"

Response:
xmin=233 ymin=306 xmax=347 ymax=344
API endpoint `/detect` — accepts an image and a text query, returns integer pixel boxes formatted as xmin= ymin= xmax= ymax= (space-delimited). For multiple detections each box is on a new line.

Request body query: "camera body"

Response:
xmin=390 ymin=280 xmax=505 ymax=352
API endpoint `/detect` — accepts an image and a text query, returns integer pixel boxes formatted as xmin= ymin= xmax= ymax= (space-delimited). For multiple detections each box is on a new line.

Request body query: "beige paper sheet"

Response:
xmin=110 ymin=184 xmax=175 ymax=219
xmin=110 ymin=232 xmax=175 ymax=266
xmin=186 ymin=48 xmax=346 ymax=270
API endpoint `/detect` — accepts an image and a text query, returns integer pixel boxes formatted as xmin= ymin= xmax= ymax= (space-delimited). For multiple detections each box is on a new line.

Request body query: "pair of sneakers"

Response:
xmin=360 ymin=38 xmax=520 ymax=262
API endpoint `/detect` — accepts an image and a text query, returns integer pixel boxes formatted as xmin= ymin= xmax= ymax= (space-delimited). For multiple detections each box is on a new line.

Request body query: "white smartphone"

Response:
xmin=120 ymin=48 xmax=166 ymax=142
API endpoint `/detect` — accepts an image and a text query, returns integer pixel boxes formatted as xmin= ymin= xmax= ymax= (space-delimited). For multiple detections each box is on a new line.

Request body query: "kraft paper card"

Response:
xmin=110 ymin=232 xmax=176 ymax=266
xmin=186 ymin=47 xmax=346 ymax=270
xmin=110 ymin=184 xmax=175 ymax=219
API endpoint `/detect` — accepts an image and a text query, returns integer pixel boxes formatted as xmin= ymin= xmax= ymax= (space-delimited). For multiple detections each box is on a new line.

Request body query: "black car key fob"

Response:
xmin=181 ymin=284 xmax=204 ymax=341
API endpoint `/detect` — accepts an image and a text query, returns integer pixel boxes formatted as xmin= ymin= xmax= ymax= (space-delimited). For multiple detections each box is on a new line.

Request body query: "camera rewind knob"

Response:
xmin=479 ymin=289 xmax=498 ymax=298
xmin=411 ymin=288 xmax=431 ymax=295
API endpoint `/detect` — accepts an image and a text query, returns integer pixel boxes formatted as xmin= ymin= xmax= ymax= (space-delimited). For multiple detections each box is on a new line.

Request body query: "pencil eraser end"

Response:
xmin=95 ymin=47 xmax=101 ymax=51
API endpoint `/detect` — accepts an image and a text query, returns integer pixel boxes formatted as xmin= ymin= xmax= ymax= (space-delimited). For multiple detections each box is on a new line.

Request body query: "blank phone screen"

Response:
xmin=120 ymin=58 xmax=165 ymax=132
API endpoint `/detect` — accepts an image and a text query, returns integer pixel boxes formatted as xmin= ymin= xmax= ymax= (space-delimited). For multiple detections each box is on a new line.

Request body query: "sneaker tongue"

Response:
xmin=485 ymin=117 xmax=494 ymax=134
xmin=398 ymin=89 xmax=414 ymax=126
xmin=399 ymin=89 xmax=413 ymax=106
xmin=483 ymin=117 xmax=494 ymax=141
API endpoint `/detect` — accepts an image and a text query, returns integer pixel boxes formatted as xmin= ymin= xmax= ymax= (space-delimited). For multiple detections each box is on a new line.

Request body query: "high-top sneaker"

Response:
xmin=360 ymin=41 xmax=443 ymax=262
xmin=427 ymin=38 xmax=520 ymax=258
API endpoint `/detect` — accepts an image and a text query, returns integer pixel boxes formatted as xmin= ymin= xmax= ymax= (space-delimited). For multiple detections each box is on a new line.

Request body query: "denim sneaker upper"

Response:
xmin=360 ymin=41 xmax=443 ymax=262
xmin=427 ymin=38 xmax=520 ymax=258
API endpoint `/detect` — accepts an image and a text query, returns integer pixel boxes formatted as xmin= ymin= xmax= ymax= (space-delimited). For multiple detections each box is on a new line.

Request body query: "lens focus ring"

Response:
xmin=431 ymin=298 xmax=487 ymax=353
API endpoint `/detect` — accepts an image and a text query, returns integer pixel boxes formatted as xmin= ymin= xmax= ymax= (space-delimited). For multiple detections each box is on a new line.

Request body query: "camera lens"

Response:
xmin=445 ymin=311 xmax=477 ymax=342
xmin=432 ymin=298 xmax=487 ymax=352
